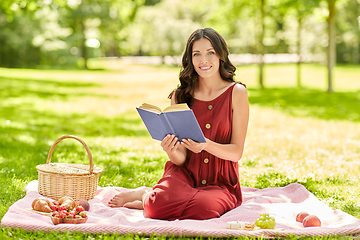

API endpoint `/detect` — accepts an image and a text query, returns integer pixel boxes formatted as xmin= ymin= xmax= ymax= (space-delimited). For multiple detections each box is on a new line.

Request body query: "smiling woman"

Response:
xmin=108 ymin=28 xmax=250 ymax=221
xmin=176 ymin=28 xmax=237 ymax=106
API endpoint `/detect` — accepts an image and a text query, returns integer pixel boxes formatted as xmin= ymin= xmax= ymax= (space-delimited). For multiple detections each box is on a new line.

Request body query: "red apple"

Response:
xmin=76 ymin=199 xmax=90 ymax=211
xmin=303 ymin=215 xmax=321 ymax=227
xmin=296 ymin=211 xmax=310 ymax=223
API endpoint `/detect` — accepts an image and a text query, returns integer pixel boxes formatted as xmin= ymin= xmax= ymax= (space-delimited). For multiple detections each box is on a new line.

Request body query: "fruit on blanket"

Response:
xmin=76 ymin=199 xmax=90 ymax=211
xmin=49 ymin=205 xmax=57 ymax=211
xmin=255 ymin=213 xmax=276 ymax=229
xmin=32 ymin=198 xmax=52 ymax=213
xmin=76 ymin=205 xmax=85 ymax=212
xmin=50 ymin=197 xmax=88 ymax=223
xmin=303 ymin=215 xmax=321 ymax=227
xmin=51 ymin=215 xmax=88 ymax=225
xmin=57 ymin=196 xmax=76 ymax=209
xmin=296 ymin=211 xmax=310 ymax=223
xmin=79 ymin=211 xmax=87 ymax=218
xmin=51 ymin=208 xmax=88 ymax=225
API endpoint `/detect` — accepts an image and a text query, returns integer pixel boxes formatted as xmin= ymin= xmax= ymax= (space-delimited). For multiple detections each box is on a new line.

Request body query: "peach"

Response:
xmin=296 ymin=211 xmax=310 ymax=223
xmin=76 ymin=199 xmax=90 ymax=211
xmin=303 ymin=215 xmax=321 ymax=227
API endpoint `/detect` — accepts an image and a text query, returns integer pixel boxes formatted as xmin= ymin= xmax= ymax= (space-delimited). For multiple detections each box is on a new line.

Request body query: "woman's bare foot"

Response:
xmin=108 ymin=186 xmax=151 ymax=208
xmin=124 ymin=200 xmax=143 ymax=209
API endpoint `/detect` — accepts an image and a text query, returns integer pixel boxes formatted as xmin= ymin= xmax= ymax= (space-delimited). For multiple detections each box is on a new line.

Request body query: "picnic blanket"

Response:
xmin=1 ymin=180 xmax=360 ymax=238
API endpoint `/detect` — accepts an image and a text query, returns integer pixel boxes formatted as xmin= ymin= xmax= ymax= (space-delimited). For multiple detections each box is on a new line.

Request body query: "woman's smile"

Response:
xmin=199 ymin=66 xmax=212 ymax=70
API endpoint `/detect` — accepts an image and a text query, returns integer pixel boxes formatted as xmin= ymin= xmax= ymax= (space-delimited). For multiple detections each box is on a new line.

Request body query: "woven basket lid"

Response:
xmin=39 ymin=135 xmax=103 ymax=176
xmin=36 ymin=163 xmax=103 ymax=176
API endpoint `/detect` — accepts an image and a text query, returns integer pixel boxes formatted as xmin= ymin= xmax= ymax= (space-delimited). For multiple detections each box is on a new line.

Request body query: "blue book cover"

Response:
xmin=136 ymin=103 xmax=206 ymax=143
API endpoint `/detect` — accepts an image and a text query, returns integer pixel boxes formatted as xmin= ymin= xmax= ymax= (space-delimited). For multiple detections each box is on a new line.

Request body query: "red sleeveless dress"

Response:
xmin=143 ymin=83 xmax=242 ymax=220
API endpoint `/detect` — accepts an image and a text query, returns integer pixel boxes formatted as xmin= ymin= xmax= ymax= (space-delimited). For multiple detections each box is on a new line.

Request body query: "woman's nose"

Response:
xmin=200 ymin=55 xmax=208 ymax=64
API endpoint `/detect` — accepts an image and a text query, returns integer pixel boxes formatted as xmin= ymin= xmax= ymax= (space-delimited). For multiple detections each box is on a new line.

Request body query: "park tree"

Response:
xmin=326 ymin=0 xmax=336 ymax=92
xmin=57 ymin=0 xmax=145 ymax=69
xmin=206 ymin=0 xmax=264 ymax=86
xmin=335 ymin=0 xmax=359 ymax=64
xmin=124 ymin=0 xmax=208 ymax=59
xmin=0 ymin=0 xmax=42 ymax=67
xmin=279 ymin=0 xmax=321 ymax=88
xmin=258 ymin=0 xmax=265 ymax=88
xmin=1 ymin=0 xmax=359 ymax=73
xmin=97 ymin=0 xmax=148 ymax=58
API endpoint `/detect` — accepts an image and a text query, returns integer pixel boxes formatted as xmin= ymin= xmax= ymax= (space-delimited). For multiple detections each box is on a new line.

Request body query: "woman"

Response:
xmin=109 ymin=28 xmax=249 ymax=220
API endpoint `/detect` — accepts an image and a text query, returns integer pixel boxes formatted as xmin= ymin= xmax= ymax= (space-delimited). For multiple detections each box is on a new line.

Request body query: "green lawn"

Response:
xmin=0 ymin=62 xmax=360 ymax=239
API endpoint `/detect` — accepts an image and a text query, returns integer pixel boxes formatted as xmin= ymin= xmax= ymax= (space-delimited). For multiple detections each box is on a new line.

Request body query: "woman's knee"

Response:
xmin=181 ymin=196 xmax=224 ymax=220
xmin=143 ymin=190 xmax=180 ymax=219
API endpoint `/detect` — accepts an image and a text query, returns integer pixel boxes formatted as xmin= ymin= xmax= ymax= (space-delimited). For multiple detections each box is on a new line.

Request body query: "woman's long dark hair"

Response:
xmin=172 ymin=28 xmax=237 ymax=106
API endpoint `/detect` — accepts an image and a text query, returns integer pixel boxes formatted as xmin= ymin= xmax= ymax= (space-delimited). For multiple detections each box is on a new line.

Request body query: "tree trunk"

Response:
xmin=80 ymin=19 xmax=88 ymax=69
xmin=297 ymin=15 xmax=302 ymax=88
xmin=353 ymin=0 xmax=360 ymax=64
xmin=327 ymin=0 xmax=336 ymax=92
xmin=259 ymin=0 xmax=265 ymax=88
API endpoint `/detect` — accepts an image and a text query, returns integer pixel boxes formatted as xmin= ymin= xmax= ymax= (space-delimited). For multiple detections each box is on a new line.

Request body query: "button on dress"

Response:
xmin=143 ymin=83 xmax=243 ymax=220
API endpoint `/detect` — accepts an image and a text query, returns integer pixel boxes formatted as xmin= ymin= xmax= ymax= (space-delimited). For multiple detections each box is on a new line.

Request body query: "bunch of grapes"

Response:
xmin=255 ymin=213 xmax=276 ymax=229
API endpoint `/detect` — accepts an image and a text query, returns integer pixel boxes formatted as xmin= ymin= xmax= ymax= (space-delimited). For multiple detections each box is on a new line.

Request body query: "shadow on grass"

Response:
xmin=248 ymin=87 xmax=360 ymax=122
xmin=0 ymin=76 xmax=107 ymax=99
xmin=0 ymin=71 xmax=149 ymax=181
xmin=0 ymin=105 xmax=149 ymax=218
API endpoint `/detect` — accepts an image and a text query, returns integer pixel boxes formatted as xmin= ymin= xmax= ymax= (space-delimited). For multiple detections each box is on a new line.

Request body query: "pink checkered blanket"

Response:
xmin=1 ymin=181 xmax=360 ymax=238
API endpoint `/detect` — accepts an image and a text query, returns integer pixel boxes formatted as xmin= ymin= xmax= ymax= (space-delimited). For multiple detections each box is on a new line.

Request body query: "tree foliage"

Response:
xmin=0 ymin=0 xmax=359 ymax=69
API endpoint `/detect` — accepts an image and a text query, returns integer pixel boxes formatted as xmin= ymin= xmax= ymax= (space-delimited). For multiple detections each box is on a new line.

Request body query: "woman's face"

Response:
xmin=191 ymin=38 xmax=220 ymax=79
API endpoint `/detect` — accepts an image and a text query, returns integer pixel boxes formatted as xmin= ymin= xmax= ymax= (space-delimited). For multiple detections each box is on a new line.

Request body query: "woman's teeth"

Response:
xmin=200 ymin=66 xmax=211 ymax=70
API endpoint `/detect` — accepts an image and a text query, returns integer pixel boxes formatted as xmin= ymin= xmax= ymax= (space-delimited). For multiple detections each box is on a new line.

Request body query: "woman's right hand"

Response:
xmin=161 ymin=134 xmax=180 ymax=155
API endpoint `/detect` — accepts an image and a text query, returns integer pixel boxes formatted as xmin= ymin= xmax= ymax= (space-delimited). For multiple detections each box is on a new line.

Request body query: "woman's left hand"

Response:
xmin=181 ymin=138 xmax=207 ymax=153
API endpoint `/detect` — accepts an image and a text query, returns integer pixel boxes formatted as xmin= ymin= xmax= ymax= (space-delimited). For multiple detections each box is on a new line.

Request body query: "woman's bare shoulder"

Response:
xmin=232 ymin=82 xmax=248 ymax=99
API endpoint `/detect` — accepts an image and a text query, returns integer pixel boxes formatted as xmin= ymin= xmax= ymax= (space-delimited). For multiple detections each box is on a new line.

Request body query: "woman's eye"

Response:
xmin=208 ymin=52 xmax=215 ymax=55
xmin=193 ymin=53 xmax=199 ymax=57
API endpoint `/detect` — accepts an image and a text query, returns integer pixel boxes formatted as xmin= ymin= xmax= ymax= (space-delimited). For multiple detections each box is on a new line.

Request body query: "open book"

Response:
xmin=136 ymin=103 xmax=206 ymax=143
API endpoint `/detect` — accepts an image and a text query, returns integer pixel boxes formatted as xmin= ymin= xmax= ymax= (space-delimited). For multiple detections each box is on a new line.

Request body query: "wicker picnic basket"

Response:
xmin=36 ymin=135 xmax=103 ymax=201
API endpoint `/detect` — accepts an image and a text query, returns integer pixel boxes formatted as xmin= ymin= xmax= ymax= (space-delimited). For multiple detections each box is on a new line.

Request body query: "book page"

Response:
xmin=138 ymin=103 xmax=162 ymax=114
xmin=163 ymin=103 xmax=189 ymax=112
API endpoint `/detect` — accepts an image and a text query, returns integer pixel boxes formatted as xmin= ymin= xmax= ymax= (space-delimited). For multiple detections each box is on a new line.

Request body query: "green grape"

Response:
xmin=255 ymin=213 xmax=276 ymax=229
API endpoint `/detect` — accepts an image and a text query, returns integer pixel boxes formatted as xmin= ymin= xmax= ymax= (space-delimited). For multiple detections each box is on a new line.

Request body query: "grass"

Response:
xmin=0 ymin=62 xmax=360 ymax=239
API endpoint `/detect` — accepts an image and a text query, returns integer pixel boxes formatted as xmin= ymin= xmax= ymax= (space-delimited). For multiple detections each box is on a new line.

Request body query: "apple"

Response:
xmin=296 ymin=211 xmax=310 ymax=223
xmin=76 ymin=199 xmax=90 ymax=211
xmin=303 ymin=215 xmax=321 ymax=227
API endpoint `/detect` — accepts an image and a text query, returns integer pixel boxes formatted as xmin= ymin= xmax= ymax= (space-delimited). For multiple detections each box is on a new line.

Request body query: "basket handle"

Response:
xmin=46 ymin=135 xmax=93 ymax=174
